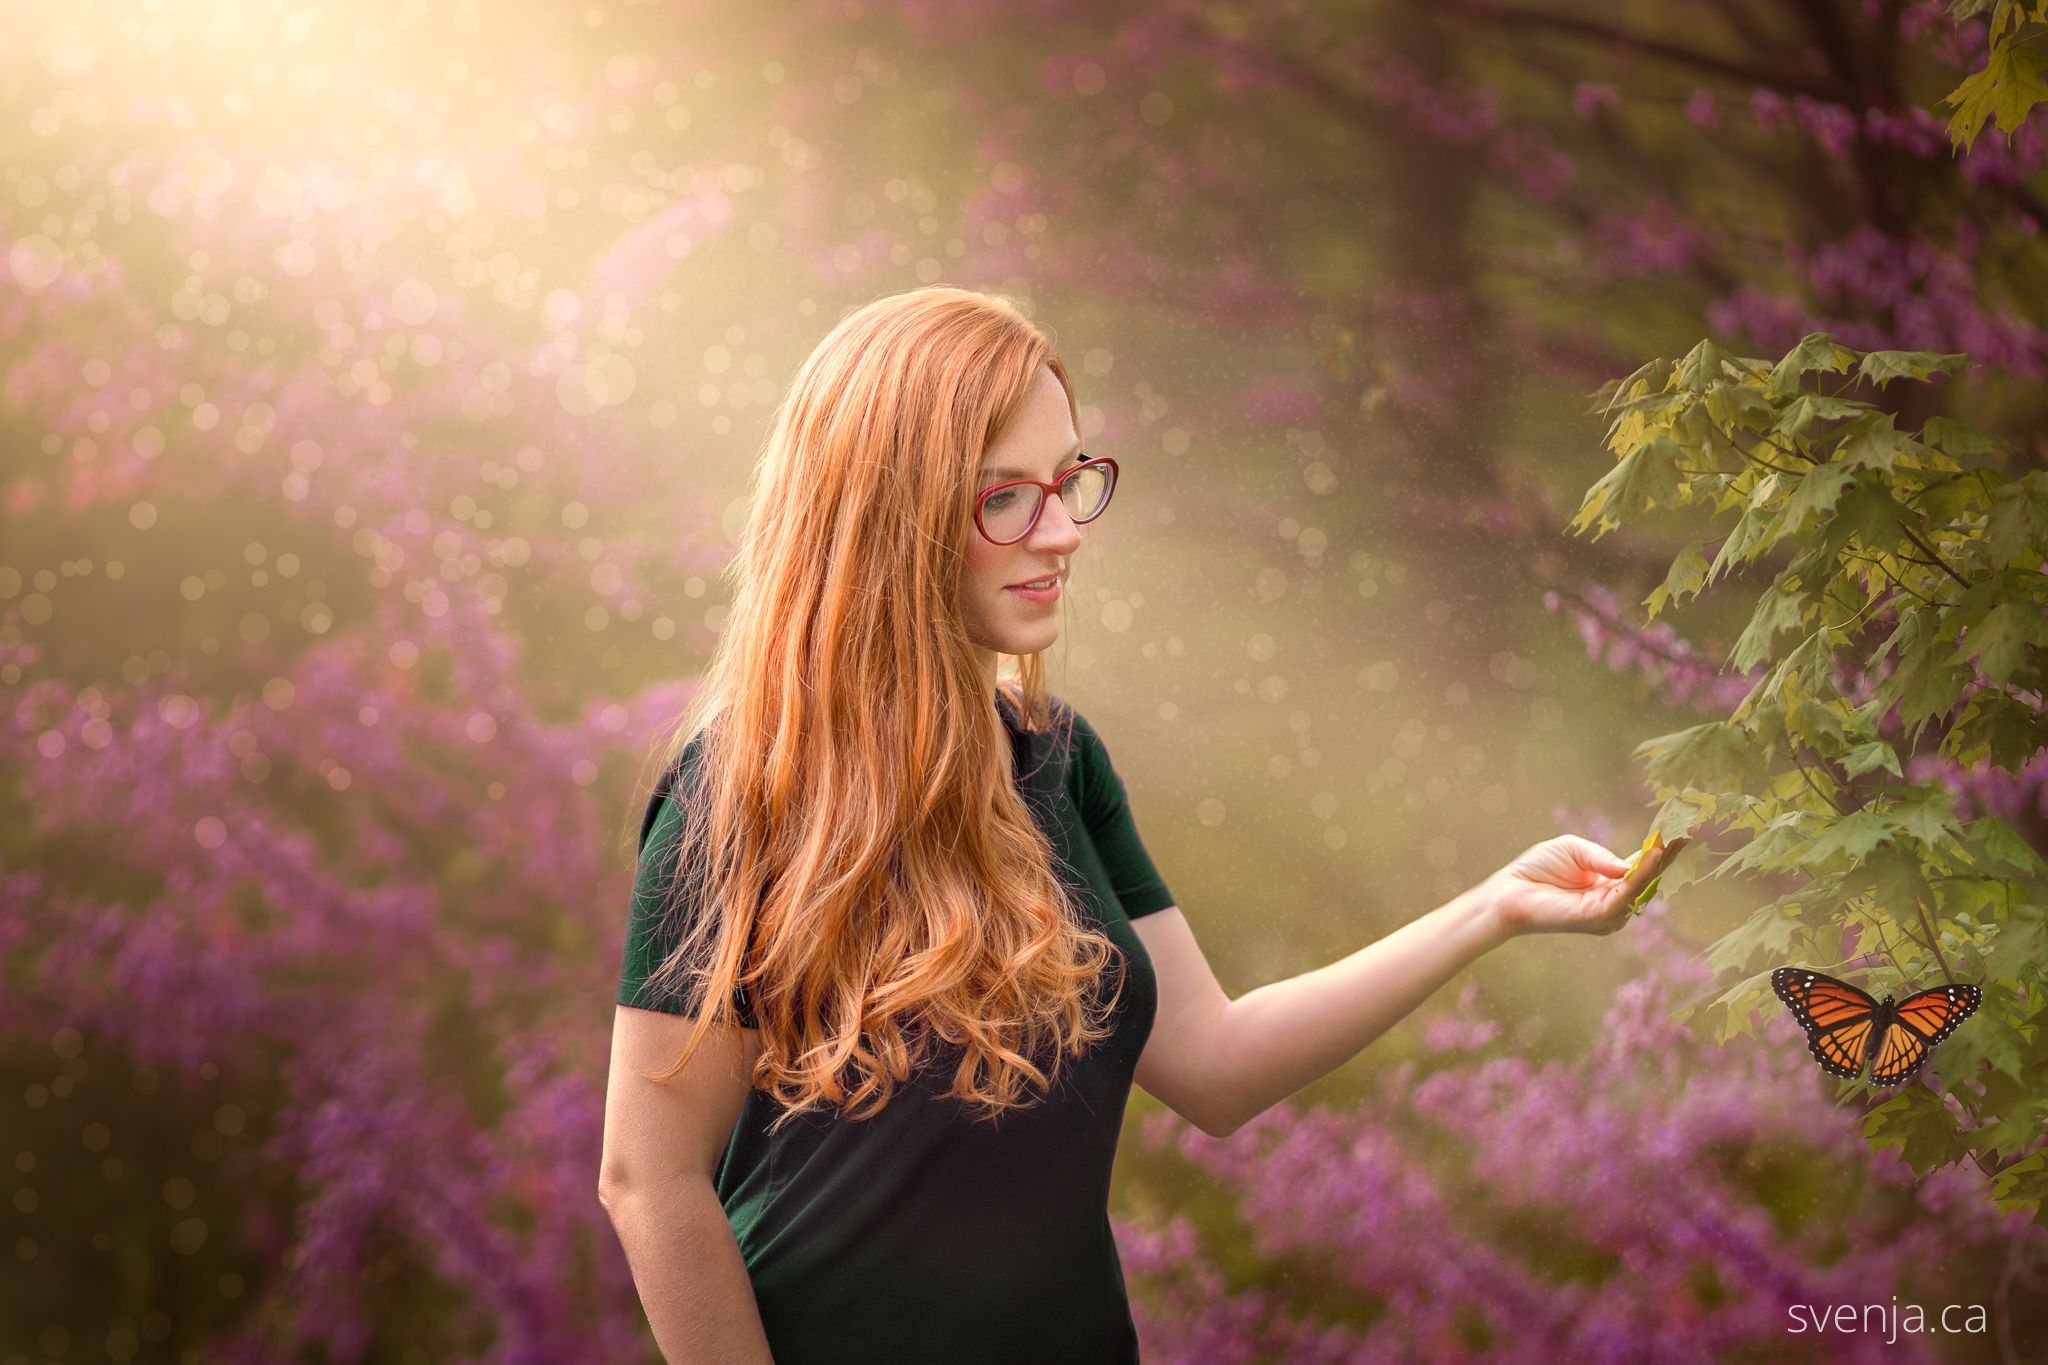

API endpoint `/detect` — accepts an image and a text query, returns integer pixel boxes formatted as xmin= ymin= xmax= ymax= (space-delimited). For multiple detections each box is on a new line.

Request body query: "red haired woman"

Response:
xmin=597 ymin=286 xmax=1644 ymax=1363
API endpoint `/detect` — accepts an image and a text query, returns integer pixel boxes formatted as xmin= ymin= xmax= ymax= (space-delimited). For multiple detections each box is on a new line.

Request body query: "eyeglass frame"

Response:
xmin=972 ymin=455 xmax=1119 ymax=546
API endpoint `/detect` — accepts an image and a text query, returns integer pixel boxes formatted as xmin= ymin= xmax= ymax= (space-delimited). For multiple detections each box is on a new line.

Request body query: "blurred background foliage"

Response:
xmin=2 ymin=0 xmax=2044 ymax=1360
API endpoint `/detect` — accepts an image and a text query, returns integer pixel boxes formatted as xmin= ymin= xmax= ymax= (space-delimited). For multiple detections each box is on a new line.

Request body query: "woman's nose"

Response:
xmin=1032 ymin=493 xmax=1085 ymax=548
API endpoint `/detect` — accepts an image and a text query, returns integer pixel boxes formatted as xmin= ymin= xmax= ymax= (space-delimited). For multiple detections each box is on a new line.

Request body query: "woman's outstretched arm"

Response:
xmin=1133 ymin=834 xmax=1640 ymax=1138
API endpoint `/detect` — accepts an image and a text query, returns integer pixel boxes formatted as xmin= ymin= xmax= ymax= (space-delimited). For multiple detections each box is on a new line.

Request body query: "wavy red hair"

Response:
xmin=630 ymin=286 xmax=1125 ymax=1132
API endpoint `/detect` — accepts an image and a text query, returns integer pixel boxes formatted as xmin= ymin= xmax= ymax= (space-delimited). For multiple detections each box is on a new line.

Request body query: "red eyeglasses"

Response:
xmin=973 ymin=456 xmax=1119 ymax=546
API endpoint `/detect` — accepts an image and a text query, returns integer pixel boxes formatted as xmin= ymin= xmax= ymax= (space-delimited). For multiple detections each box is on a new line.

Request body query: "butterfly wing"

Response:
xmin=1772 ymin=967 xmax=1880 ymax=1081
xmin=1807 ymin=1014 xmax=1878 ymax=1079
xmin=1867 ymin=983 xmax=1984 ymax=1087
xmin=1771 ymin=967 xmax=1879 ymax=1033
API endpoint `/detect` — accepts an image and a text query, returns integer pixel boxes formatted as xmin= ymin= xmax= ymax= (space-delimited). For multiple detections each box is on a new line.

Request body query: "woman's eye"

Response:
xmin=984 ymin=490 xmax=1016 ymax=511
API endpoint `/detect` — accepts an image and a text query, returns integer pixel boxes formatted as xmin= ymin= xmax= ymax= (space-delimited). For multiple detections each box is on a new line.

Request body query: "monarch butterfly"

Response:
xmin=1770 ymin=967 xmax=1982 ymax=1086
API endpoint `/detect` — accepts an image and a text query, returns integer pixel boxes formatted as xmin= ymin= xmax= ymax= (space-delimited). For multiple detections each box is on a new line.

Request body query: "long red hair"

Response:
xmin=632 ymin=286 xmax=1125 ymax=1132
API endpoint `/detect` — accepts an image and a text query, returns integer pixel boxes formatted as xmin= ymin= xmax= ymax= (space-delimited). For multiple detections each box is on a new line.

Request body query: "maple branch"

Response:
xmin=1914 ymin=892 xmax=1962 ymax=986
xmin=1789 ymin=744 xmax=1847 ymax=815
xmin=1897 ymin=523 xmax=1974 ymax=590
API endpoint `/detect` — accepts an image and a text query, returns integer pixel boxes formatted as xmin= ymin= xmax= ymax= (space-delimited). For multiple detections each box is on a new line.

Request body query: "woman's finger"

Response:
xmin=1581 ymin=839 xmax=1630 ymax=879
xmin=1565 ymin=834 xmax=1632 ymax=878
xmin=1619 ymin=835 xmax=1691 ymax=905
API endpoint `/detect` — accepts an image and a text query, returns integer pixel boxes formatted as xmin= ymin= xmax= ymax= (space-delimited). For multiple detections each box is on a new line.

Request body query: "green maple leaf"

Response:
xmin=1769 ymin=333 xmax=1855 ymax=389
xmin=1855 ymin=349 xmax=1969 ymax=386
xmin=1632 ymin=720 xmax=1763 ymax=792
xmin=1944 ymin=42 xmax=2048 ymax=154
xmin=1944 ymin=689 xmax=2048 ymax=772
xmin=1675 ymin=338 xmax=1741 ymax=390
xmin=1985 ymin=473 xmax=2048 ymax=569
xmin=1769 ymin=461 xmax=1860 ymax=540
xmin=1835 ymin=412 xmax=1925 ymax=475
xmin=1920 ymin=415 xmax=2015 ymax=461
xmin=1705 ymin=904 xmax=1805 ymax=976
xmin=1773 ymin=394 xmax=1869 ymax=438
xmin=1728 ymin=583 xmax=1812 ymax=672
xmin=1864 ymin=1088 xmax=1971 ymax=1171
xmin=1990 ymin=1152 xmax=2047 ymax=1217
xmin=1645 ymin=538 xmax=1709 ymax=619
xmin=1832 ymin=480 xmax=1917 ymax=556
xmin=1883 ymin=787 xmax=1965 ymax=850
xmin=1570 ymin=436 xmax=1685 ymax=539
xmin=1840 ymin=739 xmax=1905 ymax=780
xmin=1940 ymin=1012 xmax=2027 ymax=1087
xmin=1803 ymin=809 xmax=1896 ymax=869
xmin=1967 ymin=816 xmax=2048 ymax=878
xmin=1952 ymin=599 xmax=2048 ymax=685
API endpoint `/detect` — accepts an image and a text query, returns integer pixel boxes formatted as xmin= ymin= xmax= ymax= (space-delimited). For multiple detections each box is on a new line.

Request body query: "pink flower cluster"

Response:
xmin=1116 ymin=914 xmax=2039 ymax=1362
xmin=1 ymin=65 xmax=726 ymax=1357
xmin=1585 ymin=200 xmax=1714 ymax=281
xmin=1540 ymin=583 xmax=1759 ymax=712
xmin=1710 ymin=226 xmax=2048 ymax=378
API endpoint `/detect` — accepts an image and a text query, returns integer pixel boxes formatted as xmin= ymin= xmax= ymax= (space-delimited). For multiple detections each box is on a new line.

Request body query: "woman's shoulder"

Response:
xmin=997 ymin=688 xmax=1092 ymax=740
xmin=1046 ymin=693 xmax=1108 ymax=750
xmin=1025 ymin=693 xmax=1117 ymax=787
xmin=651 ymin=729 xmax=711 ymax=791
xmin=638 ymin=727 xmax=718 ymax=853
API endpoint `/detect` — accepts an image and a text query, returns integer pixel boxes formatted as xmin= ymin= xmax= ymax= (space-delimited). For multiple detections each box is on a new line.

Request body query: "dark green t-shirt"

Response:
xmin=617 ymin=692 xmax=1176 ymax=1364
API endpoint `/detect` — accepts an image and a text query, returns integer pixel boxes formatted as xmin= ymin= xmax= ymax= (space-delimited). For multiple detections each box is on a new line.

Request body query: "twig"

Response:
xmin=1914 ymin=892 xmax=1961 ymax=985
xmin=1468 ymin=4 xmax=1843 ymax=99
xmin=1757 ymin=430 xmax=1821 ymax=466
xmin=1789 ymin=746 xmax=1846 ymax=815
xmin=1871 ymin=919 xmax=1910 ymax=981
xmin=1843 ymin=552 xmax=1937 ymax=609
xmin=1897 ymin=522 xmax=1974 ymax=589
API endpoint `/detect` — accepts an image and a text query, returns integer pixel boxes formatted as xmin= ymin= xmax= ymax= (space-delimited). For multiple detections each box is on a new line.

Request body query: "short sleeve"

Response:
xmin=1066 ymin=707 xmax=1178 ymax=919
xmin=617 ymin=740 xmax=759 ymax=1028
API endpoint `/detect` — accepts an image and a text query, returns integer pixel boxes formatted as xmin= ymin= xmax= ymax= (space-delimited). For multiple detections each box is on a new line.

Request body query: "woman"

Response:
xmin=597 ymin=286 xmax=1645 ymax=1365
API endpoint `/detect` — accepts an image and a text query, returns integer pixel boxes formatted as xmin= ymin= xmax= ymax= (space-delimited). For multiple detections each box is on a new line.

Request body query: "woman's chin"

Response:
xmin=1026 ymin=622 xmax=1064 ymax=650
xmin=969 ymin=610 xmax=1061 ymax=661
xmin=994 ymin=628 xmax=1059 ymax=658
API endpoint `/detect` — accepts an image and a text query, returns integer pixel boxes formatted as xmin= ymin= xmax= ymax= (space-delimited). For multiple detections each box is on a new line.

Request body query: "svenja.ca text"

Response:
xmin=1787 ymin=1300 xmax=1988 ymax=1346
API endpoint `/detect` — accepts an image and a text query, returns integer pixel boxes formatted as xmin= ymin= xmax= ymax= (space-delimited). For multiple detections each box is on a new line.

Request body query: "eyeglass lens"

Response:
xmin=981 ymin=463 xmax=1114 ymax=543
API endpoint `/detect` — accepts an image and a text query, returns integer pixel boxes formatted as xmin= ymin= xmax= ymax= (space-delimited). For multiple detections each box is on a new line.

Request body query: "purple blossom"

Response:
xmin=1573 ymin=82 xmax=1620 ymax=120
xmin=1119 ymin=919 xmax=2037 ymax=1362
xmin=1751 ymin=88 xmax=1788 ymax=131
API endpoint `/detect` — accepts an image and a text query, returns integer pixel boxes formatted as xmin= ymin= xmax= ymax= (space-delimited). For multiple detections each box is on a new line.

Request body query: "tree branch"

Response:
xmin=1464 ymin=5 xmax=1843 ymax=100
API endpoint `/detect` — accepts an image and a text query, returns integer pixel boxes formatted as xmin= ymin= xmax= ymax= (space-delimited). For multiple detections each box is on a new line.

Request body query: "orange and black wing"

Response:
xmin=1771 ymin=967 xmax=1879 ymax=1081
xmin=1868 ymin=983 xmax=1983 ymax=1087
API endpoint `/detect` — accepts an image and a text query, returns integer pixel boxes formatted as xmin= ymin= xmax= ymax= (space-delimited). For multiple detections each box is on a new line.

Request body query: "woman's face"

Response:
xmin=962 ymin=364 xmax=1088 ymax=678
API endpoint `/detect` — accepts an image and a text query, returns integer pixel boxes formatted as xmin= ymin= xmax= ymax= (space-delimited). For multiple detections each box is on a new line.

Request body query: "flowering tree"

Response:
xmin=1 ymin=5 xmax=728 ymax=1355
xmin=795 ymin=1 xmax=2048 ymax=514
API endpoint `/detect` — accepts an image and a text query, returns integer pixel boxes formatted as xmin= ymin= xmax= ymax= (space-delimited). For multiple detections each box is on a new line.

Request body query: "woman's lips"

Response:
xmin=1005 ymin=577 xmax=1061 ymax=603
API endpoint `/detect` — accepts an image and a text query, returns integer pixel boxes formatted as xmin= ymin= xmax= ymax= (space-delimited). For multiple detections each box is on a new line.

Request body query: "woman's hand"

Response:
xmin=1479 ymin=835 xmax=1638 ymax=941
